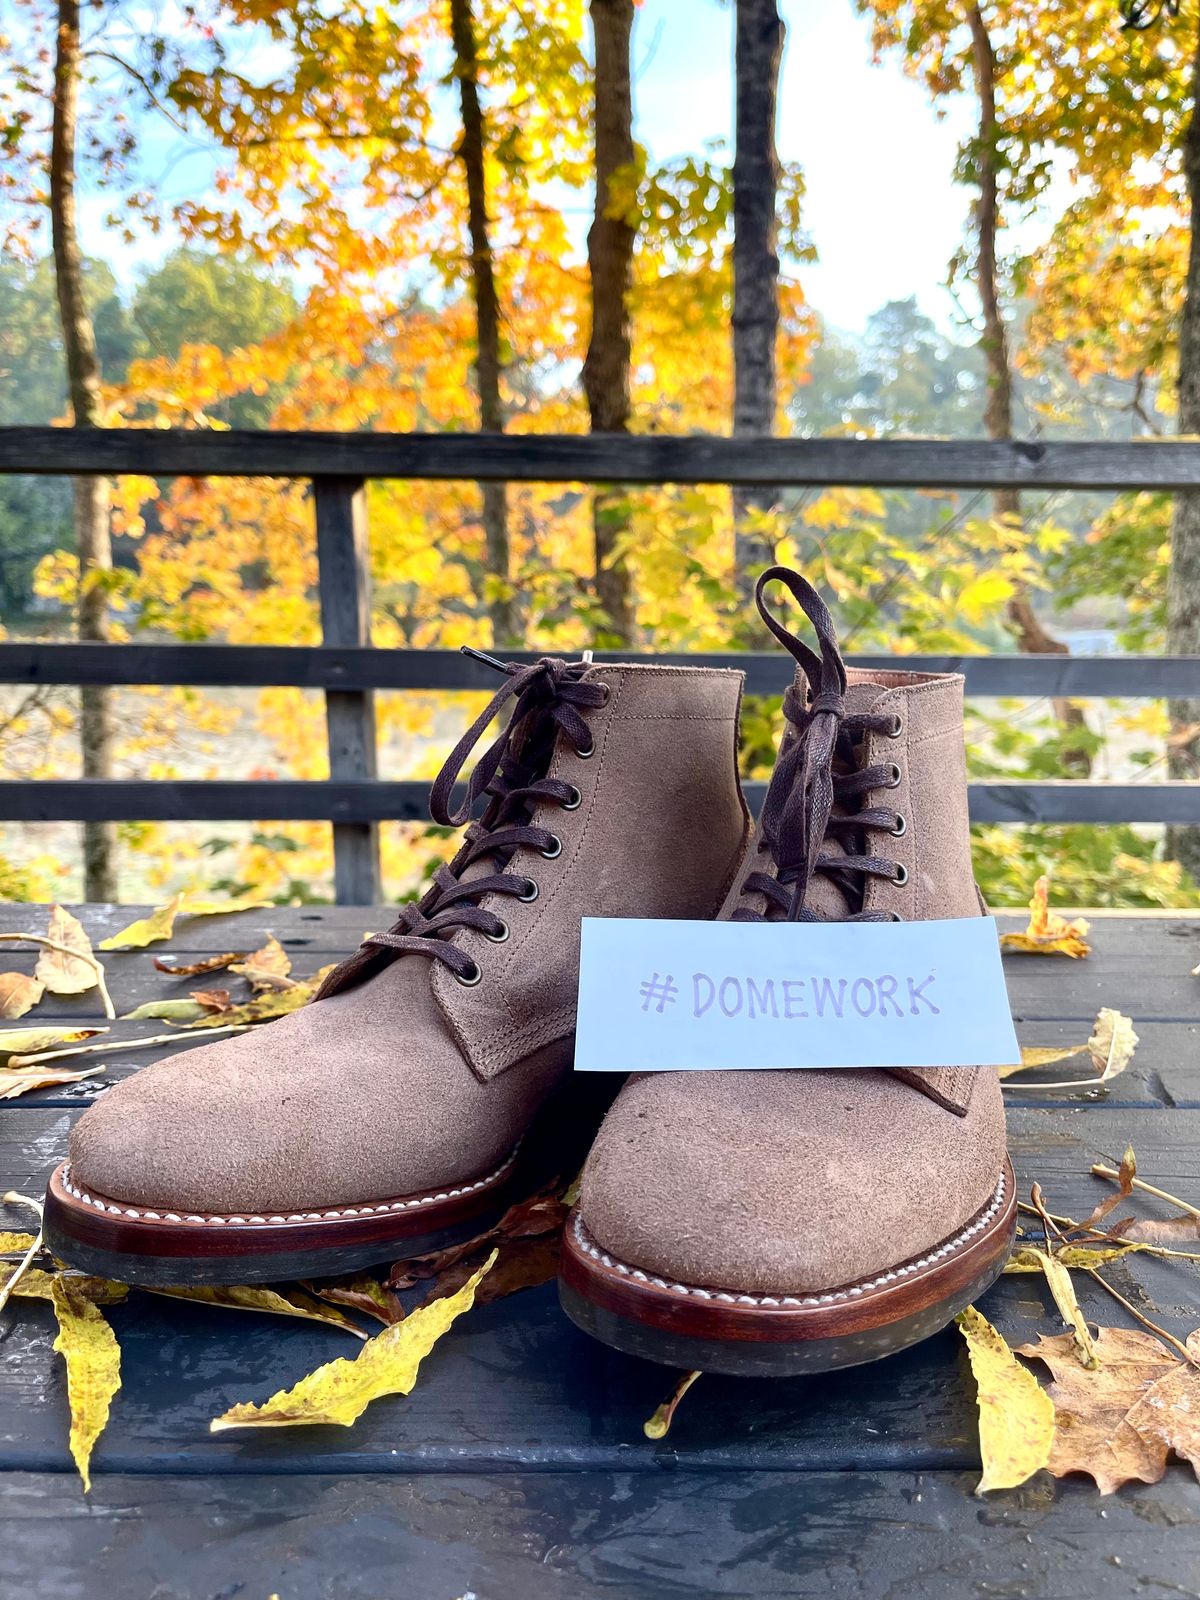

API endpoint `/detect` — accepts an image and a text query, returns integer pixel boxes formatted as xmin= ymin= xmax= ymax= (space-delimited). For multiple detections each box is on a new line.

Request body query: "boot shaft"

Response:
xmin=434 ymin=663 xmax=751 ymax=1081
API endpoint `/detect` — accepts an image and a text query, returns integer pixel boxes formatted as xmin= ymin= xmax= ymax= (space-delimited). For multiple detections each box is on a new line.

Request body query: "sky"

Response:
xmin=74 ymin=0 xmax=990 ymax=341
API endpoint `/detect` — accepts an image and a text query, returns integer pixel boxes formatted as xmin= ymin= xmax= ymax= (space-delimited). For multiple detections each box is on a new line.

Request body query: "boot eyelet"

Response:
xmin=575 ymin=739 xmax=595 ymax=759
xmin=540 ymin=834 xmax=563 ymax=860
xmin=886 ymin=716 xmax=903 ymax=739
xmin=517 ymin=878 xmax=539 ymax=902
xmin=595 ymin=682 xmax=611 ymax=705
xmin=884 ymin=762 xmax=902 ymax=789
xmin=454 ymin=959 xmax=482 ymax=987
xmin=890 ymin=813 xmax=907 ymax=838
xmin=484 ymin=920 xmax=509 ymax=943
xmin=562 ymin=784 xmax=582 ymax=811
xmin=892 ymin=863 xmax=909 ymax=887
xmin=888 ymin=909 xmax=903 ymax=922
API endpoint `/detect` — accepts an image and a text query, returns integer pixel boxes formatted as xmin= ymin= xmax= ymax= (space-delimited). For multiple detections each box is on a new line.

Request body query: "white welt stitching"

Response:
xmin=60 ymin=1142 xmax=521 ymax=1227
xmin=572 ymin=1170 xmax=1007 ymax=1307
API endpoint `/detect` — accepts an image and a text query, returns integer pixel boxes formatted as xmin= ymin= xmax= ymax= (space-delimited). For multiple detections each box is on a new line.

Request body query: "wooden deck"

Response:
xmin=2 ymin=902 xmax=1199 ymax=1598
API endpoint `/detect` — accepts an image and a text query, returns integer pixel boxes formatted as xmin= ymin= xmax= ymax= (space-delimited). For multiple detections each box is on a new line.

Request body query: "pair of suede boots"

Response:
xmin=45 ymin=567 xmax=1015 ymax=1377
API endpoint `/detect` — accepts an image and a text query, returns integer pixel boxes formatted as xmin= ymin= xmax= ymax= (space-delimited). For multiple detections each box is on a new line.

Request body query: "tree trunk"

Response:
xmin=1165 ymin=20 xmax=1200 ymax=879
xmin=584 ymin=0 xmax=637 ymax=645
xmin=732 ymin=0 xmax=784 ymax=605
xmin=966 ymin=4 xmax=1090 ymax=773
xmin=50 ymin=0 xmax=116 ymax=899
xmin=449 ymin=0 xmax=516 ymax=646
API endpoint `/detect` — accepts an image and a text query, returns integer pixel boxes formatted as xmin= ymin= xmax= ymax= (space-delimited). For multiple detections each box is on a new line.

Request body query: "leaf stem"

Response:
xmin=11 ymin=1022 xmax=250 ymax=1068
xmin=1082 ymin=1268 xmax=1200 ymax=1368
xmin=1090 ymin=1163 xmax=1200 ymax=1220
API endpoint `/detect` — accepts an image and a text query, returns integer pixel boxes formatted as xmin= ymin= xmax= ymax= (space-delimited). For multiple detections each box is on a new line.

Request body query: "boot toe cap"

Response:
xmin=577 ymin=1068 xmax=1006 ymax=1296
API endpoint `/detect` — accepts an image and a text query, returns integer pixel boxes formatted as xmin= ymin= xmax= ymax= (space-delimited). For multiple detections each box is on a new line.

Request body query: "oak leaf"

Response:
xmin=210 ymin=1252 xmax=495 ymax=1432
xmin=999 ymin=876 xmax=1090 ymax=958
xmin=0 ymin=973 xmax=44 ymax=1020
xmin=957 ymin=1304 xmax=1055 ymax=1493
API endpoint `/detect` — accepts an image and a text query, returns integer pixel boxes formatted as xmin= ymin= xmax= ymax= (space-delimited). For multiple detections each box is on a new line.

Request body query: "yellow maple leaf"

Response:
xmin=210 ymin=1251 xmax=496 ymax=1432
xmin=50 ymin=1276 xmax=123 ymax=1493
xmin=999 ymin=876 xmax=1091 ymax=958
xmin=957 ymin=1304 xmax=1055 ymax=1493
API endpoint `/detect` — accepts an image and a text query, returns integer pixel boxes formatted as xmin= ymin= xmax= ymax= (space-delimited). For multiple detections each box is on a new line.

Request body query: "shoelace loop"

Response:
xmin=734 ymin=566 xmax=906 ymax=925
xmin=317 ymin=652 xmax=608 ymax=992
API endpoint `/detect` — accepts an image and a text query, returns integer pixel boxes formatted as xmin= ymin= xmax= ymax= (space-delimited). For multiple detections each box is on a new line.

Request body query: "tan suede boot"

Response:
xmin=561 ymin=569 xmax=1014 ymax=1375
xmin=46 ymin=655 xmax=750 ymax=1285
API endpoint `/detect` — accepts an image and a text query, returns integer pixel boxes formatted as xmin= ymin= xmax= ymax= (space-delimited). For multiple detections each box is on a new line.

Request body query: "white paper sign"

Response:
xmin=573 ymin=916 xmax=1018 ymax=1074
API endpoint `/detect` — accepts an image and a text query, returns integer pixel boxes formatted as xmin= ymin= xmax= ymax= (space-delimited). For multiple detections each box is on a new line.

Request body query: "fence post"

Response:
xmin=313 ymin=477 xmax=381 ymax=904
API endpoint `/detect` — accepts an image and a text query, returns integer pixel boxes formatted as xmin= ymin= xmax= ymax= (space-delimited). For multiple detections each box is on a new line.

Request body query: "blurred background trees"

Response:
xmin=0 ymin=0 xmax=1195 ymax=909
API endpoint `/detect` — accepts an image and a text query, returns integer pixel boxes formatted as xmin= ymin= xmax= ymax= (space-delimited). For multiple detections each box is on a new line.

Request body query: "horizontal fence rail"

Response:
xmin=2 ymin=426 xmax=1199 ymax=901
xmin=2 ymin=643 xmax=1198 ymax=700
xmin=5 ymin=426 xmax=1200 ymax=490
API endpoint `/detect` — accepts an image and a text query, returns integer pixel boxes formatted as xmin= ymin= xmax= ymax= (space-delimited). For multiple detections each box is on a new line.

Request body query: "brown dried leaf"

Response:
xmin=307 ymin=1276 xmax=406 ymax=1327
xmin=1087 ymin=1010 xmax=1139 ymax=1081
xmin=189 ymin=988 xmax=233 ymax=1013
xmin=0 ymin=973 xmax=44 ymax=1020
xmin=153 ymin=952 xmax=247 ymax=977
xmin=1126 ymin=1330 xmax=1200 ymax=1479
xmin=36 ymin=906 xmax=98 ymax=996
xmin=419 ymin=1232 xmax=561 ymax=1309
xmin=0 ymin=1064 xmax=103 ymax=1100
xmin=999 ymin=876 xmax=1091 ymax=958
xmin=230 ymin=936 xmax=294 ymax=992
xmin=1077 ymin=1144 xmax=1138 ymax=1234
xmin=1121 ymin=1214 xmax=1200 ymax=1246
xmin=186 ymin=967 xmax=334 ymax=1029
xmin=1016 ymin=1326 xmax=1176 ymax=1494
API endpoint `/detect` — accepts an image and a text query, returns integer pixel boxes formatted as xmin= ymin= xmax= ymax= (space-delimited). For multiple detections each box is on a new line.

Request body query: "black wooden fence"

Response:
xmin=1 ymin=426 xmax=1197 ymax=903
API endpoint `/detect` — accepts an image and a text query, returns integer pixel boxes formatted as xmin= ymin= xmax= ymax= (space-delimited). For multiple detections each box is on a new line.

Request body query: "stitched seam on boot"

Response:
xmin=58 ymin=1143 xmax=522 ymax=1226
xmin=572 ymin=1169 xmax=1007 ymax=1307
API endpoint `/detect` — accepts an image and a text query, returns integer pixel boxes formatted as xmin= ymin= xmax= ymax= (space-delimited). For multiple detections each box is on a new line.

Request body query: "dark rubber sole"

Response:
xmin=558 ymin=1158 xmax=1017 ymax=1376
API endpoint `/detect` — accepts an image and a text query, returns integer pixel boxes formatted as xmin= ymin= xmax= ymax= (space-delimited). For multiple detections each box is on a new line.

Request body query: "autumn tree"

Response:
xmin=732 ymin=0 xmax=786 ymax=598
xmin=583 ymin=0 xmax=637 ymax=643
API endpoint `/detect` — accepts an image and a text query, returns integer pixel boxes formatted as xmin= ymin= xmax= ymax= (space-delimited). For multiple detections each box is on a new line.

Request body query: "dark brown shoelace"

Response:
xmin=732 ymin=566 xmax=906 ymax=925
xmin=318 ymin=651 xmax=608 ymax=993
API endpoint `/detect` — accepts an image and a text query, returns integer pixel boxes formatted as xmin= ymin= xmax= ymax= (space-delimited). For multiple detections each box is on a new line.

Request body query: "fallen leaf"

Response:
xmin=419 ymin=1232 xmax=561 ymax=1309
xmin=387 ymin=1180 xmax=571 ymax=1293
xmin=998 ymin=1043 xmax=1086 ymax=1080
xmin=0 ymin=1065 xmax=103 ymax=1100
xmin=1126 ymin=1330 xmax=1200 ymax=1480
xmin=230 ymin=936 xmax=294 ymax=992
xmin=644 ymin=1369 xmax=702 ymax=1440
xmin=999 ymin=876 xmax=1091 ymax=958
xmin=50 ymin=1275 xmax=122 ymax=1492
xmin=154 ymin=952 xmax=247 ymax=977
xmin=1087 ymin=1010 xmax=1139 ymax=1082
xmin=146 ymin=1283 xmax=367 ymax=1337
xmin=1005 ymin=1246 xmax=1098 ymax=1368
xmin=36 ymin=907 xmax=99 ymax=996
xmin=0 ymin=973 xmax=44 ymax=1020
xmin=190 ymin=988 xmax=232 ymax=1012
xmin=1016 ymin=1326 xmax=1176 ymax=1494
xmin=121 ymin=998 xmax=210 ymax=1023
xmin=210 ymin=1252 xmax=495 ymax=1432
xmin=307 ymin=1276 xmax=405 ymax=1327
xmin=957 ymin=1304 xmax=1055 ymax=1493
xmin=0 ymin=1266 xmax=127 ymax=1306
xmin=0 ymin=1026 xmax=106 ymax=1059
xmin=0 ymin=1232 xmax=38 ymax=1254
xmin=1121 ymin=1215 xmax=1200 ymax=1245
xmin=187 ymin=967 xmax=334 ymax=1028
xmin=1077 ymin=1144 xmax=1137 ymax=1233
xmin=98 ymin=894 xmax=272 ymax=951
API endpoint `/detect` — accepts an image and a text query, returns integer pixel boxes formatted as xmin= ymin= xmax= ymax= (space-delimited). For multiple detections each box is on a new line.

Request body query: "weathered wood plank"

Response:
xmin=0 ymin=1105 xmax=1197 ymax=1476
xmin=3 ymin=641 xmax=1197 ymax=699
xmin=9 ymin=776 xmax=1200 ymax=824
xmin=4 ymin=426 xmax=1200 ymax=490
xmin=3 ymin=1469 xmax=1199 ymax=1600
xmin=313 ymin=476 xmax=380 ymax=904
